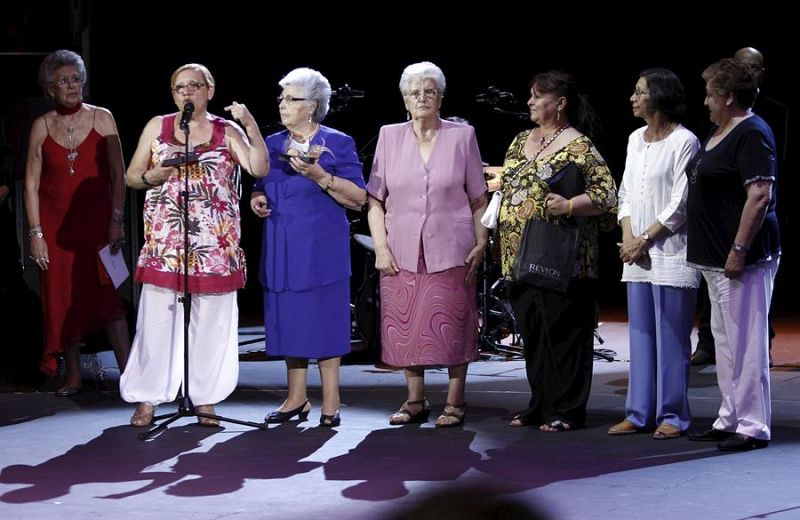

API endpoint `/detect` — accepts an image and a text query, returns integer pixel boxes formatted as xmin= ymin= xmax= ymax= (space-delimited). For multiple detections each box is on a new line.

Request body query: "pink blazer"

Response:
xmin=367 ymin=120 xmax=486 ymax=273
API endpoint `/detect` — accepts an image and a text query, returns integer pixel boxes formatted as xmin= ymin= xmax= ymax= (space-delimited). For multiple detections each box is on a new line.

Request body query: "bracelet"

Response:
xmin=28 ymin=225 xmax=43 ymax=239
xmin=141 ymin=171 xmax=155 ymax=188
xmin=112 ymin=208 xmax=124 ymax=224
xmin=322 ymin=175 xmax=335 ymax=192
xmin=731 ymin=243 xmax=749 ymax=254
xmin=567 ymin=198 xmax=573 ymax=218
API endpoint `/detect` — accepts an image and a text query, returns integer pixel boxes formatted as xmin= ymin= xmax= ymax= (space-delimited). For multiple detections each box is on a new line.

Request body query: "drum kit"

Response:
xmin=348 ymin=167 xmax=522 ymax=360
xmin=351 ymin=233 xmax=381 ymax=355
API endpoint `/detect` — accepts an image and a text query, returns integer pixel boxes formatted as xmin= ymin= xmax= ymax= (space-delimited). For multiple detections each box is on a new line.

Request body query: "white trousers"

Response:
xmin=120 ymin=284 xmax=239 ymax=406
xmin=703 ymin=258 xmax=778 ymax=440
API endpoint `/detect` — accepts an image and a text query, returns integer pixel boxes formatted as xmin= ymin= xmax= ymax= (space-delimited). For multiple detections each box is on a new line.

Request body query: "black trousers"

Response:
xmin=507 ymin=278 xmax=597 ymax=428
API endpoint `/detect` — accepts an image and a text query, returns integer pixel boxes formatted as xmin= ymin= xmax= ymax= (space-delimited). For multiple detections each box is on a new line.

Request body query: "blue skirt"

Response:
xmin=264 ymin=278 xmax=350 ymax=359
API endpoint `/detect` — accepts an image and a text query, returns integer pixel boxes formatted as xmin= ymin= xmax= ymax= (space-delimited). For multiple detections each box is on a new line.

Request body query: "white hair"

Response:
xmin=399 ymin=61 xmax=446 ymax=95
xmin=279 ymin=67 xmax=332 ymax=122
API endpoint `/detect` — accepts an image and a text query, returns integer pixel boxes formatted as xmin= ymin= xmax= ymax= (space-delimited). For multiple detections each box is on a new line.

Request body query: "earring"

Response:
xmin=406 ymin=111 xmax=411 ymax=121
xmin=556 ymin=109 xmax=562 ymax=122
xmin=308 ymin=112 xmax=313 ymax=123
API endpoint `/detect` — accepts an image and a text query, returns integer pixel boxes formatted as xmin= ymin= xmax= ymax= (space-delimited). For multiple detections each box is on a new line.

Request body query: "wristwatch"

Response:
xmin=641 ymin=231 xmax=653 ymax=243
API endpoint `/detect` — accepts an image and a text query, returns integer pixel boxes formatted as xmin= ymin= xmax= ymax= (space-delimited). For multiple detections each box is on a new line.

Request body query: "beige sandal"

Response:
xmin=608 ymin=419 xmax=641 ymax=435
xmin=130 ymin=403 xmax=156 ymax=427
xmin=196 ymin=404 xmax=220 ymax=427
xmin=653 ymin=422 xmax=682 ymax=440
xmin=435 ymin=403 xmax=466 ymax=428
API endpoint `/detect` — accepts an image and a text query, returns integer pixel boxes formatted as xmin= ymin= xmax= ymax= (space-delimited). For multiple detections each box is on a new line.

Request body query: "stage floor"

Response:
xmin=1 ymin=319 xmax=799 ymax=519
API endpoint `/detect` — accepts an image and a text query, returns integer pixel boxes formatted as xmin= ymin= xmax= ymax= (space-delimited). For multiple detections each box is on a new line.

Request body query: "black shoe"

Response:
xmin=717 ymin=433 xmax=769 ymax=452
xmin=265 ymin=401 xmax=310 ymax=424
xmin=688 ymin=428 xmax=734 ymax=441
xmin=690 ymin=349 xmax=715 ymax=366
xmin=319 ymin=411 xmax=341 ymax=427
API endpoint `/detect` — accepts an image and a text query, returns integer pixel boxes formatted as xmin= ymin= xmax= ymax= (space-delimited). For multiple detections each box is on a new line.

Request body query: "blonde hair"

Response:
xmin=170 ymin=63 xmax=216 ymax=90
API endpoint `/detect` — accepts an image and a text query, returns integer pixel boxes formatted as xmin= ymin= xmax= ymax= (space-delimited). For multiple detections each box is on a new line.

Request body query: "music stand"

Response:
xmin=140 ymin=110 xmax=267 ymax=440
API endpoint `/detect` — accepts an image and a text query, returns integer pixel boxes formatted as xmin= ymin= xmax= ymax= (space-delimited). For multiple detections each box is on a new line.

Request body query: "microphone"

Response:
xmin=476 ymin=86 xmax=514 ymax=103
xmin=332 ymin=84 xmax=365 ymax=101
xmin=179 ymin=101 xmax=195 ymax=131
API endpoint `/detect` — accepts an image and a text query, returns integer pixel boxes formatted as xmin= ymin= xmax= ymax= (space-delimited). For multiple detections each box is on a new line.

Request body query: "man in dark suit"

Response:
xmin=692 ymin=47 xmax=789 ymax=366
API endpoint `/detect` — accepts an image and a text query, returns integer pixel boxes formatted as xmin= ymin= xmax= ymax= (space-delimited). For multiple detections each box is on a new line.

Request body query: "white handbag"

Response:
xmin=480 ymin=191 xmax=503 ymax=229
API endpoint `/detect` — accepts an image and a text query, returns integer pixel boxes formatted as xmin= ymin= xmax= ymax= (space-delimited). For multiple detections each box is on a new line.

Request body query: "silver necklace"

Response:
xmin=59 ymin=114 xmax=80 ymax=175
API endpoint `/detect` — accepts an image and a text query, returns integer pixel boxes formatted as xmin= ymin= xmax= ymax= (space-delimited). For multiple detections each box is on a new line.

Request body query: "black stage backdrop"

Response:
xmin=3 ymin=2 xmax=796 ymax=323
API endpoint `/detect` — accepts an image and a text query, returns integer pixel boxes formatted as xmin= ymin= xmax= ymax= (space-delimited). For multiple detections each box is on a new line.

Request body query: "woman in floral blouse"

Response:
xmin=499 ymin=70 xmax=617 ymax=432
xmin=120 ymin=63 xmax=268 ymax=427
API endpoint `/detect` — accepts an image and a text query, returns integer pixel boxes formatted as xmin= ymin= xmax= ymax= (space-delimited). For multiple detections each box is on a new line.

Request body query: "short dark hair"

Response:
xmin=702 ymin=58 xmax=758 ymax=109
xmin=638 ymin=68 xmax=687 ymax=122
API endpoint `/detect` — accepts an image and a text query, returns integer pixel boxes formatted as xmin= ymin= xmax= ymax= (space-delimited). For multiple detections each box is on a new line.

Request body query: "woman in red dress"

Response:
xmin=24 ymin=50 xmax=131 ymax=395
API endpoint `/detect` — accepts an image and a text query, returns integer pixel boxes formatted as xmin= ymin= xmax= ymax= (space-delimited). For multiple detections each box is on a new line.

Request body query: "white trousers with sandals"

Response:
xmin=120 ymin=284 xmax=239 ymax=407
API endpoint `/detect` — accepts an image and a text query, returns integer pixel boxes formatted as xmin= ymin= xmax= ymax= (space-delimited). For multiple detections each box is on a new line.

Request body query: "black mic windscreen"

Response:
xmin=180 ymin=101 xmax=195 ymax=130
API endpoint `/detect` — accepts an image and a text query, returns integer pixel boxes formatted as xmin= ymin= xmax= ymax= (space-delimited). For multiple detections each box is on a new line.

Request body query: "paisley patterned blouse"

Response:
xmin=135 ymin=113 xmax=245 ymax=293
xmin=498 ymin=130 xmax=617 ymax=279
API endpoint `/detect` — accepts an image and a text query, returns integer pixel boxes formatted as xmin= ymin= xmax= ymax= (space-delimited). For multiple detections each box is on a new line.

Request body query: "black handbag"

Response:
xmin=511 ymin=218 xmax=579 ymax=292
xmin=511 ymin=163 xmax=584 ymax=292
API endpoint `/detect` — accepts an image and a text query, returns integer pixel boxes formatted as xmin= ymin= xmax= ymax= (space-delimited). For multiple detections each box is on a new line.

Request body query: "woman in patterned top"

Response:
xmin=120 ymin=63 xmax=268 ymax=427
xmin=498 ymin=70 xmax=617 ymax=432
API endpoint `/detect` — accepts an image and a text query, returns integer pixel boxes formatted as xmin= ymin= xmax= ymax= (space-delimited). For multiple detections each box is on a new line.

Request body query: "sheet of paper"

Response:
xmin=98 ymin=244 xmax=130 ymax=289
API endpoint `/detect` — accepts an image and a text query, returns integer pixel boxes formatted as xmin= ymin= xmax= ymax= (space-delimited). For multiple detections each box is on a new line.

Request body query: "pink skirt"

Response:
xmin=380 ymin=251 xmax=478 ymax=367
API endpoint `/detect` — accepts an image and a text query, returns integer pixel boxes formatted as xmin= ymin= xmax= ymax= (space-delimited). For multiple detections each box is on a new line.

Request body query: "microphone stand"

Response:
xmin=492 ymin=107 xmax=530 ymax=120
xmin=140 ymin=114 xmax=267 ymax=440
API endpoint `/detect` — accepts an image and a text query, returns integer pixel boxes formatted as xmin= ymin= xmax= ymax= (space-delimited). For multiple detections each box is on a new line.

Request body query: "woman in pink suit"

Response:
xmin=367 ymin=61 xmax=488 ymax=427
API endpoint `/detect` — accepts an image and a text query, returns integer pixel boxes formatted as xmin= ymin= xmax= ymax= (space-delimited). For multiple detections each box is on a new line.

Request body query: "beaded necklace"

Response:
xmin=531 ymin=124 xmax=570 ymax=162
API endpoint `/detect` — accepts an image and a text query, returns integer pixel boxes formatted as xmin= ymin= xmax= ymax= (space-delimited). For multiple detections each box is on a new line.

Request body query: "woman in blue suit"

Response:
xmin=251 ymin=68 xmax=367 ymax=427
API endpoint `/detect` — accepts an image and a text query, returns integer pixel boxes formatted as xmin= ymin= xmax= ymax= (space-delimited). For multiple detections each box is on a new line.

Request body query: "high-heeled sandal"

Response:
xmin=435 ymin=403 xmax=466 ymax=428
xmin=319 ymin=411 xmax=341 ymax=427
xmin=389 ymin=399 xmax=430 ymax=425
xmin=265 ymin=400 xmax=310 ymax=424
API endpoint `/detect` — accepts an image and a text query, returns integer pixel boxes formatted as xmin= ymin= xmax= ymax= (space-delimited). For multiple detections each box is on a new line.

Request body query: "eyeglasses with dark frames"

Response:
xmin=277 ymin=95 xmax=309 ymax=104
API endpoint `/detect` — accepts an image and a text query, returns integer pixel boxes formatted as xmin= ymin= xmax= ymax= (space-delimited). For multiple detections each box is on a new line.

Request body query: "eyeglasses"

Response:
xmin=277 ymin=95 xmax=308 ymax=104
xmin=406 ymin=88 xmax=439 ymax=100
xmin=55 ymin=76 xmax=83 ymax=88
xmin=172 ymin=81 xmax=206 ymax=93
xmin=632 ymin=89 xmax=650 ymax=98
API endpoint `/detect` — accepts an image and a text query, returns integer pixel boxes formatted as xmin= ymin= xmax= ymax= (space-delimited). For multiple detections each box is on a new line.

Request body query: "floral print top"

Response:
xmin=498 ymin=130 xmax=617 ymax=279
xmin=135 ymin=113 xmax=245 ymax=293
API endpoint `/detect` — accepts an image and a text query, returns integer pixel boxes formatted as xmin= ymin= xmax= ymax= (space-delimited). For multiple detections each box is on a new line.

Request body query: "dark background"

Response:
xmin=2 ymin=2 xmax=796 ymax=334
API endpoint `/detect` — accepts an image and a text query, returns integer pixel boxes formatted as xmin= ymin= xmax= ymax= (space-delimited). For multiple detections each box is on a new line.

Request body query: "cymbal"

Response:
xmin=483 ymin=166 xmax=503 ymax=192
